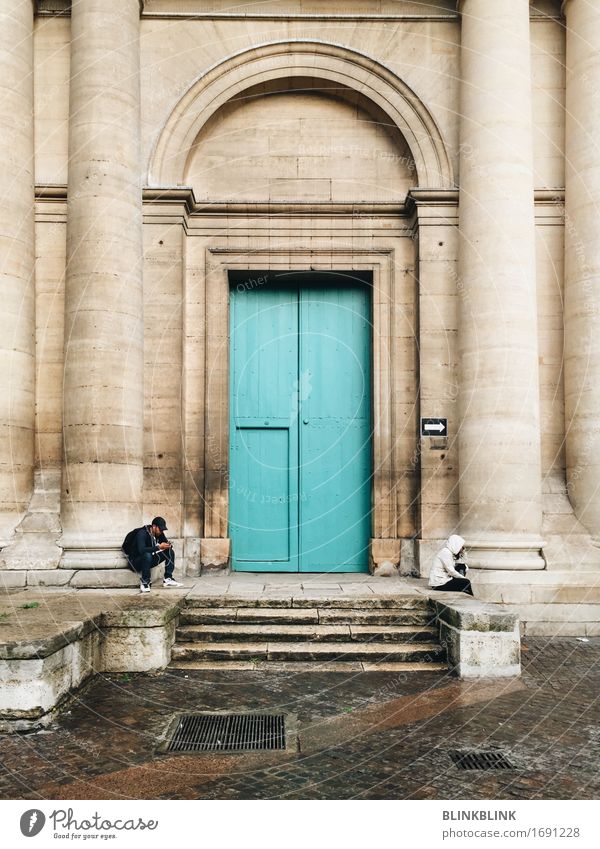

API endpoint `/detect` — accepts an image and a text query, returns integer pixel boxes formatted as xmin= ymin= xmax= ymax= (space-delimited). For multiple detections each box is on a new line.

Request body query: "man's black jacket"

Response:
xmin=133 ymin=525 xmax=169 ymax=560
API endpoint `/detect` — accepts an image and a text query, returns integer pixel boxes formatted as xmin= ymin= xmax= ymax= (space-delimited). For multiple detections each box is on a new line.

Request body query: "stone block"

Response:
xmin=183 ymin=536 xmax=201 ymax=577
xmin=71 ymin=631 xmax=102 ymax=687
xmin=399 ymin=538 xmax=416 ymax=576
xmin=101 ymin=618 xmax=177 ymax=673
xmin=61 ymin=549 xmax=129 ymax=569
xmin=510 ymin=603 xmax=600 ymax=624
xmin=432 ymin=596 xmax=518 ymax=633
xmin=69 ymin=566 xmax=163 ymax=588
xmin=440 ymin=620 xmax=521 ymax=678
xmin=522 ymin=620 xmax=587 ymax=637
xmin=431 ymin=595 xmax=521 ymax=678
xmin=201 ymin=537 xmax=230 ymax=571
xmin=372 ymin=561 xmax=398 ymax=578
xmin=27 ymin=569 xmax=75 ymax=587
xmin=0 ymin=643 xmax=76 ymax=717
xmin=530 ymin=584 xmax=600 ymax=604
xmin=0 ymin=570 xmax=27 ymax=588
xmin=0 ymin=655 xmax=61 ymax=721
xmin=369 ymin=538 xmax=401 ymax=573
xmin=100 ymin=600 xmax=180 ymax=629
xmin=0 ymin=619 xmax=91 ymax=660
xmin=469 ymin=582 xmax=533 ymax=605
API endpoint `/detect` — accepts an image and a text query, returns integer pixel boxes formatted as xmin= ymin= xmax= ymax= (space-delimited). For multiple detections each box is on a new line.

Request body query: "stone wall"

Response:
xmin=5 ymin=1 xmax=597 ymax=609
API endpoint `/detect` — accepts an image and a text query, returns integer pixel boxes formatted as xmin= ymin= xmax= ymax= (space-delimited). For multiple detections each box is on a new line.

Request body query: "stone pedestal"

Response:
xmin=200 ymin=537 xmax=231 ymax=573
xmin=0 ymin=471 xmax=62 ymax=570
xmin=369 ymin=538 xmax=401 ymax=576
xmin=562 ymin=0 xmax=600 ymax=539
xmin=0 ymin=0 xmax=35 ymax=546
xmin=432 ymin=595 xmax=521 ymax=678
xmin=60 ymin=0 xmax=144 ymax=567
xmin=457 ymin=0 xmax=544 ymax=569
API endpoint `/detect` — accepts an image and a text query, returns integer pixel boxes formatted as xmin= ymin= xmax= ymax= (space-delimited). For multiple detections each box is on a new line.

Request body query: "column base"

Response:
xmin=369 ymin=538 xmax=401 ymax=576
xmin=466 ymin=536 xmax=547 ymax=571
xmin=416 ymin=536 xmax=547 ymax=575
xmin=200 ymin=538 xmax=230 ymax=574
xmin=60 ymin=547 xmax=128 ymax=570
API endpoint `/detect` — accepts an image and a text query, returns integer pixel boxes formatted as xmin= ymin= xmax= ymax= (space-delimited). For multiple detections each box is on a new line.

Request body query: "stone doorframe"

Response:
xmin=147 ymin=39 xmax=456 ymax=576
xmin=187 ymin=246 xmax=403 ymax=575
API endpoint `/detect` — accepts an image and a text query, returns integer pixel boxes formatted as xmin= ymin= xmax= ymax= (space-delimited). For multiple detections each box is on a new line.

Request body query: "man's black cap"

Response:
xmin=151 ymin=516 xmax=168 ymax=531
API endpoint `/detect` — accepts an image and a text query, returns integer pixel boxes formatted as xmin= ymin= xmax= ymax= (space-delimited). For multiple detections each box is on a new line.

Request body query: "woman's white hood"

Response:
xmin=446 ymin=534 xmax=465 ymax=556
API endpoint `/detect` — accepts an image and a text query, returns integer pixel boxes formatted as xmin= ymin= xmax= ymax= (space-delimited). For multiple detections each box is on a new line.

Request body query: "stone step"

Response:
xmin=179 ymin=607 xmax=319 ymax=625
xmin=171 ymin=640 xmax=446 ymax=664
xmin=183 ymin=594 xmax=430 ymax=611
xmin=179 ymin=606 xmax=435 ymax=626
xmin=317 ymin=608 xmax=435 ymax=625
xmin=169 ymin=660 xmax=449 ymax=673
xmin=499 ymin=602 xmax=600 ymax=637
xmin=175 ymin=623 xmax=439 ymax=643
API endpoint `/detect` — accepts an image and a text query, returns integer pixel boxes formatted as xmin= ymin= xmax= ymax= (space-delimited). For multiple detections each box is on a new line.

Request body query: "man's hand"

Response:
xmin=159 ymin=542 xmax=171 ymax=550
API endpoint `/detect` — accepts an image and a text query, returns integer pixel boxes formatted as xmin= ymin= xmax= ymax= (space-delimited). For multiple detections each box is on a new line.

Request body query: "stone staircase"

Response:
xmin=170 ymin=595 xmax=447 ymax=672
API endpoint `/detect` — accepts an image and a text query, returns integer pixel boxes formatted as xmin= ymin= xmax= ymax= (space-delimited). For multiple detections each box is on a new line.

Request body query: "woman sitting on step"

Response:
xmin=428 ymin=534 xmax=474 ymax=596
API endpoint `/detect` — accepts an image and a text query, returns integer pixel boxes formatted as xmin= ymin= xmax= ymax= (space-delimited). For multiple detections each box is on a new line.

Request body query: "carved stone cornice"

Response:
xmin=458 ymin=1 xmax=563 ymax=18
xmin=35 ymin=185 xmax=410 ymax=220
xmin=35 ymin=1 xmax=145 ymax=15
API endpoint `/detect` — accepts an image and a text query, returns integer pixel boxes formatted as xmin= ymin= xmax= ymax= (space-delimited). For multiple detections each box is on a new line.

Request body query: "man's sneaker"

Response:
xmin=163 ymin=577 xmax=182 ymax=588
xmin=140 ymin=581 xmax=151 ymax=593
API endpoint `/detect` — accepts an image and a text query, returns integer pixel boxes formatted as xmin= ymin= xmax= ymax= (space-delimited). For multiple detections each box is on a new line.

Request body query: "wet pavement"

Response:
xmin=0 ymin=637 xmax=599 ymax=800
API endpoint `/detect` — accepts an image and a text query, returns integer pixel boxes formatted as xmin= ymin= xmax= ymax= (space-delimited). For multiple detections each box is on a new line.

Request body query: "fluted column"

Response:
xmin=562 ymin=0 xmax=600 ymax=538
xmin=61 ymin=0 xmax=144 ymax=566
xmin=0 ymin=0 xmax=35 ymax=546
xmin=457 ymin=0 xmax=545 ymax=569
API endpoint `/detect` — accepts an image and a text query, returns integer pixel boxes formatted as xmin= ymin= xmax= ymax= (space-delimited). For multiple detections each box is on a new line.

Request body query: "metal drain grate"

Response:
xmin=166 ymin=713 xmax=286 ymax=753
xmin=449 ymin=750 xmax=516 ymax=770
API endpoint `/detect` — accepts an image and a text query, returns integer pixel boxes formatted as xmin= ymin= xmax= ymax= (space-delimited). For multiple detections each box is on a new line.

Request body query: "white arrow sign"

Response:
xmin=421 ymin=418 xmax=448 ymax=437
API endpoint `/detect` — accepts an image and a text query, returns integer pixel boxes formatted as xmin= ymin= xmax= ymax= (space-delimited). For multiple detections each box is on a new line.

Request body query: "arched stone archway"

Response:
xmin=149 ymin=39 xmax=453 ymax=190
xmin=143 ymin=40 xmax=459 ymax=576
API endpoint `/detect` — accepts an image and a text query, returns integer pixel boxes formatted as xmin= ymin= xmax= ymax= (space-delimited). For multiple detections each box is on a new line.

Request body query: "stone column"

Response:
xmin=457 ymin=0 xmax=545 ymax=569
xmin=0 ymin=0 xmax=35 ymax=546
xmin=562 ymin=0 xmax=600 ymax=539
xmin=61 ymin=0 xmax=144 ymax=567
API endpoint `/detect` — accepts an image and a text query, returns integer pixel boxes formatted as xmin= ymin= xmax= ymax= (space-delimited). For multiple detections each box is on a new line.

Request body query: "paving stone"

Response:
xmin=0 ymin=638 xmax=599 ymax=800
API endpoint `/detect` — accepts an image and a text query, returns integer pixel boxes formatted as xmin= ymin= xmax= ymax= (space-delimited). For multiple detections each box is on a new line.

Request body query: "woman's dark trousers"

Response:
xmin=433 ymin=577 xmax=474 ymax=596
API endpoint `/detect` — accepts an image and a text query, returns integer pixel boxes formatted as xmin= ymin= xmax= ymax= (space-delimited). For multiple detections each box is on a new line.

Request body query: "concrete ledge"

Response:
xmin=0 ymin=618 xmax=97 ymax=660
xmin=0 ymin=592 xmax=183 ymax=732
xmin=431 ymin=594 xmax=521 ymax=678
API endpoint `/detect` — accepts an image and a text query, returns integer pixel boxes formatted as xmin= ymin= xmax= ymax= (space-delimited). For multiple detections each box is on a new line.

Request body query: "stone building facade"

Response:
xmin=0 ymin=0 xmax=599 ymax=632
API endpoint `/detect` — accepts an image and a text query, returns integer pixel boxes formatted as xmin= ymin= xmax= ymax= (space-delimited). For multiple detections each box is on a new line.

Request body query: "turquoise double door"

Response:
xmin=229 ymin=272 xmax=372 ymax=572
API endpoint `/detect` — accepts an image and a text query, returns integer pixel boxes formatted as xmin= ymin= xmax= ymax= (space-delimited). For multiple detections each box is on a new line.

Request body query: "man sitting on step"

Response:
xmin=124 ymin=517 xmax=182 ymax=593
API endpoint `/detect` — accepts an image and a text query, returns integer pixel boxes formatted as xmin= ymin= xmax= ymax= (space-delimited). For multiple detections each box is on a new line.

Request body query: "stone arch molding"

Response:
xmin=149 ymin=40 xmax=454 ymax=190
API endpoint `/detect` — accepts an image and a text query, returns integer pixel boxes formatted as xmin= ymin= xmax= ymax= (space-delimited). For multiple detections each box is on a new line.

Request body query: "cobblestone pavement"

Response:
xmin=0 ymin=638 xmax=599 ymax=800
